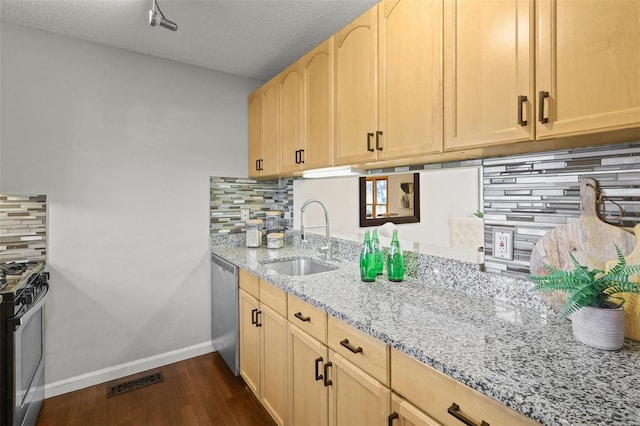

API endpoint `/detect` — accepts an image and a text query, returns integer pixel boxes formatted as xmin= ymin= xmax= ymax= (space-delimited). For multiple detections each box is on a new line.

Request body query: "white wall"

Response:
xmin=293 ymin=167 xmax=481 ymax=247
xmin=0 ymin=23 xmax=261 ymax=394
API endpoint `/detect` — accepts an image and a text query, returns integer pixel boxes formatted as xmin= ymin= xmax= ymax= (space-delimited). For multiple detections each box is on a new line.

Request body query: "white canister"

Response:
xmin=267 ymin=232 xmax=284 ymax=249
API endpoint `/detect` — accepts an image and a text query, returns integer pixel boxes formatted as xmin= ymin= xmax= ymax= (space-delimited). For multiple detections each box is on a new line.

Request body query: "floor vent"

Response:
xmin=107 ymin=372 xmax=164 ymax=397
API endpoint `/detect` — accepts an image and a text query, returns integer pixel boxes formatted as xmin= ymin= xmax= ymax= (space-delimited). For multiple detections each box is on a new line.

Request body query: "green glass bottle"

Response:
xmin=387 ymin=229 xmax=404 ymax=282
xmin=360 ymin=231 xmax=377 ymax=282
xmin=372 ymin=229 xmax=384 ymax=275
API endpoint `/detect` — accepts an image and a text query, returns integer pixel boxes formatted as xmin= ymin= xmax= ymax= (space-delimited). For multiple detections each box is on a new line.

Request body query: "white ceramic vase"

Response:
xmin=571 ymin=306 xmax=625 ymax=350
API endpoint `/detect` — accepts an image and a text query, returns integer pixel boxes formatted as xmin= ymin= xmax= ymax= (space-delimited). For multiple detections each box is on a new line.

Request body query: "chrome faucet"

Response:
xmin=300 ymin=198 xmax=333 ymax=260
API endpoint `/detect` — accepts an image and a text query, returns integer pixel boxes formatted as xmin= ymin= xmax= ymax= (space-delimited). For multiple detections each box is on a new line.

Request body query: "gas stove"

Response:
xmin=0 ymin=262 xmax=45 ymax=294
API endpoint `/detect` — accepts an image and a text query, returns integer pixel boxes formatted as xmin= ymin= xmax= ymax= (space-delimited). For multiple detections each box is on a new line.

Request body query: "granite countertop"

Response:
xmin=210 ymin=244 xmax=640 ymax=426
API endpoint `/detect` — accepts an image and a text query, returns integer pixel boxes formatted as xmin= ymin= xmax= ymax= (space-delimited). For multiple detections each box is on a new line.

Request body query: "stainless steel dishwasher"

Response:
xmin=211 ymin=254 xmax=239 ymax=375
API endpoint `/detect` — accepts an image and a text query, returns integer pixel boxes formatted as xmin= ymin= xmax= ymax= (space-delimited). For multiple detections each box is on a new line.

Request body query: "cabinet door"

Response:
xmin=239 ymin=289 xmax=261 ymax=397
xmin=444 ymin=0 xmax=534 ymax=150
xmin=288 ymin=324 xmax=329 ymax=426
xmin=390 ymin=393 xmax=440 ymax=426
xmin=334 ymin=6 xmax=378 ymax=165
xmin=261 ymin=77 xmax=280 ymax=176
xmin=536 ymin=0 xmax=640 ymax=139
xmin=303 ymin=38 xmax=334 ymax=171
xmin=378 ymin=0 xmax=443 ymax=160
xmin=328 ymin=350 xmax=391 ymax=426
xmin=279 ymin=62 xmax=304 ymax=174
xmin=261 ymin=304 xmax=288 ymax=426
xmin=248 ymin=90 xmax=262 ymax=178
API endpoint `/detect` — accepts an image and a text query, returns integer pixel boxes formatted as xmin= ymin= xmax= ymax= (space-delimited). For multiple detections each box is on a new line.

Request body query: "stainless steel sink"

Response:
xmin=263 ymin=257 xmax=337 ymax=276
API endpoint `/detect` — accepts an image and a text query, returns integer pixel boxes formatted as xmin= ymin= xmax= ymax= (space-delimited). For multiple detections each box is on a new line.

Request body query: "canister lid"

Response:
xmin=267 ymin=232 xmax=284 ymax=239
xmin=246 ymin=219 xmax=263 ymax=227
xmin=266 ymin=211 xmax=281 ymax=216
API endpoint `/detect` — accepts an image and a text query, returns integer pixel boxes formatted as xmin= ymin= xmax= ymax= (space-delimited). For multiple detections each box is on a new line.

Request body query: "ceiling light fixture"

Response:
xmin=302 ymin=166 xmax=361 ymax=179
xmin=149 ymin=0 xmax=178 ymax=32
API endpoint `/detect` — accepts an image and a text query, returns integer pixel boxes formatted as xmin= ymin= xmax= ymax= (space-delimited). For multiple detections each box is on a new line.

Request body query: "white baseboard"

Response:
xmin=44 ymin=341 xmax=215 ymax=398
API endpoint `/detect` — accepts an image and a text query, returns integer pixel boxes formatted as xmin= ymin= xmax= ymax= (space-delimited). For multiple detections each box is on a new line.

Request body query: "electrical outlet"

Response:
xmin=493 ymin=229 xmax=514 ymax=260
xmin=240 ymin=208 xmax=250 ymax=222
xmin=284 ymin=211 xmax=291 ymax=220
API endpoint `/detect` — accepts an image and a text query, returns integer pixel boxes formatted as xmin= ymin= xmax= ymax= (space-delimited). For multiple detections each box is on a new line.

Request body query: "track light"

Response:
xmin=149 ymin=0 xmax=178 ymax=32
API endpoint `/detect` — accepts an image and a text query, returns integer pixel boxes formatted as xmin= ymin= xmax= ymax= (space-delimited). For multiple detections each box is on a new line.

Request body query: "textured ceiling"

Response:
xmin=0 ymin=0 xmax=378 ymax=81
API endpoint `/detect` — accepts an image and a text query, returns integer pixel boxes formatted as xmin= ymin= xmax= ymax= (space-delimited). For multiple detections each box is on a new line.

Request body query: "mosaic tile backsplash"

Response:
xmin=0 ymin=194 xmax=47 ymax=264
xmin=210 ymin=177 xmax=294 ymax=234
xmin=483 ymin=142 xmax=640 ymax=276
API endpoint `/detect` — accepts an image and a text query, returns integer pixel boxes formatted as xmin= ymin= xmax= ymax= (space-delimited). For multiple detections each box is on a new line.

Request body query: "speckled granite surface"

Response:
xmin=210 ymin=235 xmax=640 ymax=426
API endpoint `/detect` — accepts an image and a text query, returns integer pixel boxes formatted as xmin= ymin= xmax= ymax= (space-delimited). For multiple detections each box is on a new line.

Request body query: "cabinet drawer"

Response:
xmin=260 ymin=280 xmax=287 ymax=317
xmin=287 ymin=295 xmax=327 ymax=344
xmin=328 ymin=316 xmax=389 ymax=386
xmin=391 ymin=348 xmax=539 ymax=426
xmin=239 ymin=269 xmax=260 ymax=299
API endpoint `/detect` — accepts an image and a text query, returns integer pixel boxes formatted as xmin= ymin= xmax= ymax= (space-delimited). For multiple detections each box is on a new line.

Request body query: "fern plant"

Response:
xmin=528 ymin=245 xmax=640 ymax=318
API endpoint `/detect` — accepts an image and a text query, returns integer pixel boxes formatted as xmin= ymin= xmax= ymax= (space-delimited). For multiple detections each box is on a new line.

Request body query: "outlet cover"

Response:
xmin=240 ymin=208 xmax=250 ymax=222
xmin=493 ymin=228 xmax=514 ymax=260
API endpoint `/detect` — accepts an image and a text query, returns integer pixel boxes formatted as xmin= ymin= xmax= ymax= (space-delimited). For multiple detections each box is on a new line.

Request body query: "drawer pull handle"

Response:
xmin=255 ymin=310 xmax=262 ymax=327
xmin=323 ymin=362 xmax=333 ymax=387
xmin=340 ymin=338 xmax=363 ymax=354
xmin=294 ymin=312 xmax=311 ymax=322
xmin=300 ymin=149 xmax=305 ymax=164
xmin=314 ymin=357 xmax=324 ymax=381
xmin=388 ymin=411 xmax=399 ymax=426
xmin=517 ymin=95 xmax=528 ymax=126
xmin=538 ymin=91 xmax=549 ymax=124
xmin=251 ymin=308 xmax=258 ymax=325
xmin=448 ymin=403 xmax=489 ymax=426
xmin=375 ymin=130 xmax=383 ymax=150
xmin=367 ymin=132 xmax=375 ymax=152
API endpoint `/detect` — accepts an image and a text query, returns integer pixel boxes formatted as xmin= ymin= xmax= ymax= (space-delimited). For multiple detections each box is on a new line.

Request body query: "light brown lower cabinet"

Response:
xmin=389 ymin=393 xmax=440 ymax=426
xmin=391 ymin=348 xmax=540 ymax=426
xmin=288 ymin=323 xmax=329 ymax=426
xmin=238 ymin=275 xmax=288 ymax=426
xmin=327 ymin=350 xmax=391 ymax=426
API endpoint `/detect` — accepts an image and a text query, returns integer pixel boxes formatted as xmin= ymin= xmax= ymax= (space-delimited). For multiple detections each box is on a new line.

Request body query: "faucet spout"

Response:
xmin=300 ymin=198 xmax=332 ymax=260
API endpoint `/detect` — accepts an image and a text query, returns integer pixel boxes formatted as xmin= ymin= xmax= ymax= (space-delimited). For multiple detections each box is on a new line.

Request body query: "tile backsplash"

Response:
xmin=0 ymin=194 xmax=47 ymax=263
xmin=483 ymin=142 xmax=640 ymax=276
xmin=210 ymin=177 xmax=293 ymax=234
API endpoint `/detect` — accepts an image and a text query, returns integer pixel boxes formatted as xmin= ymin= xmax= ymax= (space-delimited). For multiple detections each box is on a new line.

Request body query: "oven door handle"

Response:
xmin=7 ymin=282 xmax=50 ymax=331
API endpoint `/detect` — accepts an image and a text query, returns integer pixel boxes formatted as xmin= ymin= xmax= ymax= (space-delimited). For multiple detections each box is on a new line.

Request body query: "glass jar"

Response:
xmin=265 ymin=211 xmax=281 ymax=234
xmin=245 ymin=219 xmax=263 ymax=248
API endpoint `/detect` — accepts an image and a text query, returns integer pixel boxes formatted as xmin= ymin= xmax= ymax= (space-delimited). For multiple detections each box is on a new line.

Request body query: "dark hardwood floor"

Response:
xmin=37 ymin=352 xmax=276 ymax=426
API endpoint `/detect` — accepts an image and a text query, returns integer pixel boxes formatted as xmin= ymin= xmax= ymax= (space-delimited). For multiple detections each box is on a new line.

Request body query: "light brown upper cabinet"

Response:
xmin=444 ymin=0 xmax=535 ymax=151
xmin=248 ymin=89 xmax=262 ymax=178
xmin=279 ymin=61 xmax=304 ymax=174
xmin=536 ymin=0 xmax=640 ymax=140
xmin=249 ymin=77 xmax=279 ymax=177
xmin=334 ymin=7 xmax=379 ymax=165
xmin=335 ymin=1 xmax=443 ymax=165
xmin=378 ymin=0 xmax=443 ymax=160
xmin=302 ymin=38 xmax=335 ymax=171
xmin=280 ymin=38 xmax=335 ymax=174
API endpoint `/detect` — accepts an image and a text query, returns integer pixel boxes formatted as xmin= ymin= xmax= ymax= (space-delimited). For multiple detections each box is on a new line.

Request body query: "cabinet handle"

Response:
xmin=294 ymin=312 xmax=311 ymax=322
xmin=448 ymin=403 xmax=490 ymax=426
xmin=255 ymin=160 xmax=260 ymax=171
xmin=255 ymin=310 xmax=262 ymax=327
xmin=517 ymin=95 xmax=528 ymax=126
xmin=314 ymin=357 xmax=324 ymax=381
xmin=388 ymin=412 xmax=399 ymax=426
xmin=295 ymin=150 xmax=300 ymax=164
xmin=251 ymin=308 xmax=258 ymax=325
xmin=367 ymin=132 xmax=375 ymax=152
xmin=538 ymin=91 xmax=549 ymax=124
xmin=340 ymin=338 xmax=363 ymax=354
xmin=300 ymin=149 xmax=305 ymax=164
xmin=323 ymin=361 xmax=333 ymax=386
xmin=375 ymin=130 xmax=383 ymax=151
